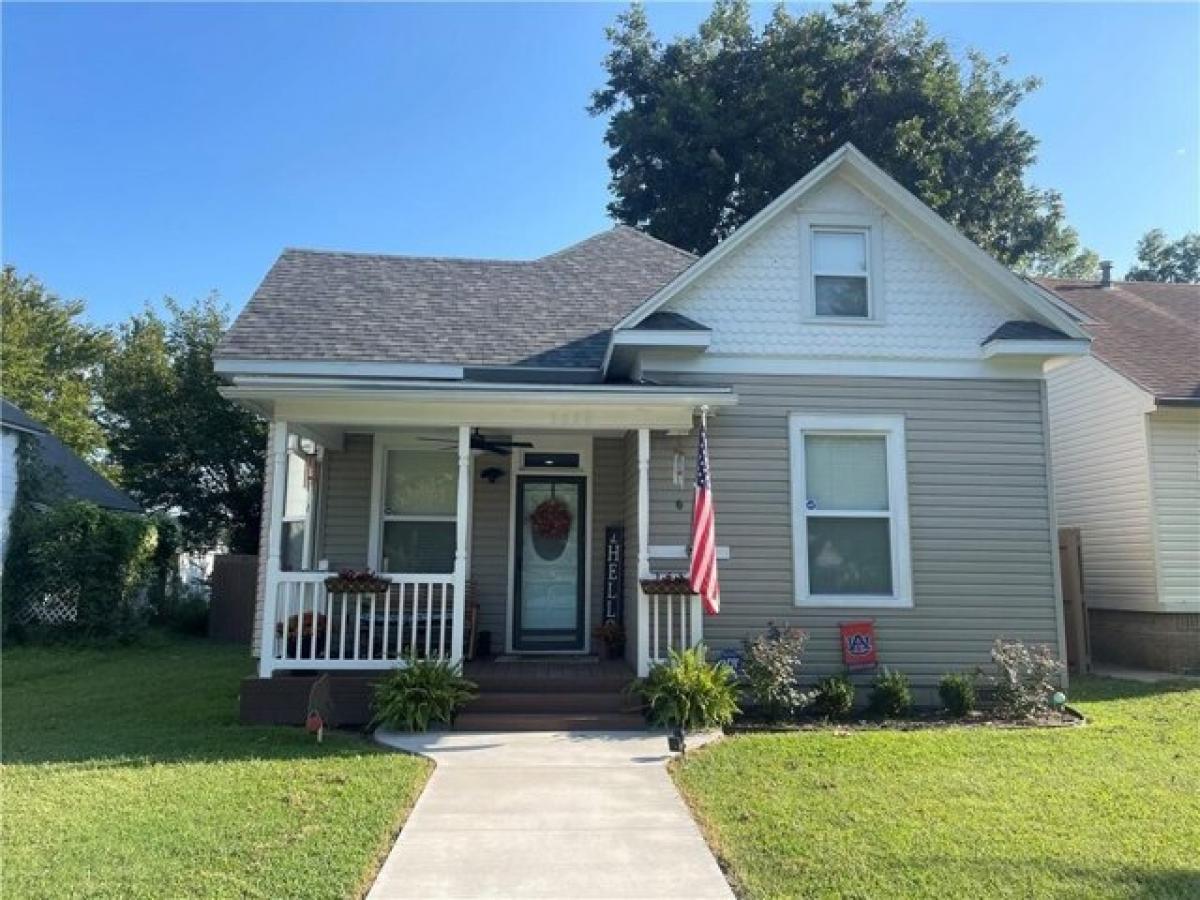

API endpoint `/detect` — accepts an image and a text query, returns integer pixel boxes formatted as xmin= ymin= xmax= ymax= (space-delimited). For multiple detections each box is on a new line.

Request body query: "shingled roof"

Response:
xmin=216 ymin=226 xmax=696 ymax=371
xmin=0 ymin=399 xmax=141 ymax=513
xmin=1037 ymin=279 xmax=1200 ymax=402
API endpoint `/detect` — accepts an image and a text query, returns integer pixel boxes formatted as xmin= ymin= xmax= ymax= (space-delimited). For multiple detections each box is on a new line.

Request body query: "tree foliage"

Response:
xmin=1125 ymin=229 xmax=1200 ymax=283
xmin=0 ymin=266 xmax=111 ymax=458
xmin=590 ymin=0 xmax=1094 ymax=272
xmin=99 ymin=297 xmax=265 ymax=553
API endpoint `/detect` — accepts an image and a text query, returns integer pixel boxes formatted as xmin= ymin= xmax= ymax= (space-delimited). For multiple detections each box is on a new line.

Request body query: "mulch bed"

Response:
xmin=727 ymin=706 xmax=1085 ymax=734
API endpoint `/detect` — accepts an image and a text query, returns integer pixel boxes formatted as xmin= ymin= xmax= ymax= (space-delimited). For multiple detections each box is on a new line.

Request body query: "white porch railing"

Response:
xmin=642 ymin=590 xmax=704 ymax=668
xmin=264 ymin=572 xmax=458 ymax=671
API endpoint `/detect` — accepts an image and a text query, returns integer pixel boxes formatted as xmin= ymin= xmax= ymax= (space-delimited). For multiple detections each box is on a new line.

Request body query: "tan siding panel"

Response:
xmin=320 ymin=434 xmax=372 ymax=570
xmin=644 ymin=373 xmax=1060 ymax=682
xmin=1045 ymin=358 xmax=1159 ymax=610
xmin=470 ymin=451 xmax=511 ymax=645
xmin=1148 ymin=410 xmax=1200 ymax=609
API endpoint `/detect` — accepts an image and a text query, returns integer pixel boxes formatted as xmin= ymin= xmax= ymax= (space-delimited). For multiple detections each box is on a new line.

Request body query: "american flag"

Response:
xmin=689 ymin=413 xmax=720 ymax=615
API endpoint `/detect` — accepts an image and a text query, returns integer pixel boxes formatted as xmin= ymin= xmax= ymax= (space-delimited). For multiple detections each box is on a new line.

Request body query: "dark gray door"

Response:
xmin=513 ymin=476 xmax=586 ymax=651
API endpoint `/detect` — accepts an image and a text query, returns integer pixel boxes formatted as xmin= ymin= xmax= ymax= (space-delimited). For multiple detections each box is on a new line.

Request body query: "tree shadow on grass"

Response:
xmin=1 ymin=639 xmax=397 ymax=768
xmin=1071 ymin=673 xmax=1200 ymax=704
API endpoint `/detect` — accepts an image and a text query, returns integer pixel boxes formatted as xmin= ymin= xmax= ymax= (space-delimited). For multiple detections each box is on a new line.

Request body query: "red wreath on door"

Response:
xmin=529 ymin=497 xmax=572 ymax=540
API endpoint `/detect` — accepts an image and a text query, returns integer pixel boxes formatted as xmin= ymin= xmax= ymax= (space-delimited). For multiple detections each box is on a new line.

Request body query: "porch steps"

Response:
xmin=453 ymin=711 xmax=647 ymax=732
xmin=457 ymin=658 xmax=645 ymax=731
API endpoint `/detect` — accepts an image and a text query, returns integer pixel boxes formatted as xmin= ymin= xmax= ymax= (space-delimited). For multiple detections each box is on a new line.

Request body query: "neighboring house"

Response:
xmin=1040 ymin=277 xmax=1199 ymax=673
xmin=215 ymin=144 xmax=1092 ymax=726
xmin=0 ymin=398 xmax=141 ymax=563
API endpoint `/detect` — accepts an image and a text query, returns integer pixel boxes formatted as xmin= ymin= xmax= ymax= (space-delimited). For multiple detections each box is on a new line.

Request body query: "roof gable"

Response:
xmin=616 ymin=144 xmax=1087 ymax=341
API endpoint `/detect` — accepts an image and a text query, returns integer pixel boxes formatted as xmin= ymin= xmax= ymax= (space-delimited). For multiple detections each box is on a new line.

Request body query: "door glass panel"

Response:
xmin=519 ymin=480 xmax=581 ymax=637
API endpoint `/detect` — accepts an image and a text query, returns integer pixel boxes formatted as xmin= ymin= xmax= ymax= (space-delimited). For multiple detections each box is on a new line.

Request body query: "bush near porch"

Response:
xmin=673 ymin=676 xmax=1200 ymax=899
xmin=2 ymin=636 xmax=431 ymax=900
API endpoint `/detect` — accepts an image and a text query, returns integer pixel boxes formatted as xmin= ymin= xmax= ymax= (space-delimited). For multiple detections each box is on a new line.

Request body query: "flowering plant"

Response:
xmin=529 ymin=497 xmax=572 ymax=540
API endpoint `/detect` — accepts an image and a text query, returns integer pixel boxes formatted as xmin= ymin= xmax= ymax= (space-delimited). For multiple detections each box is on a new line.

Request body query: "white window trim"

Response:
xmin=368 ymin=434 xmax=461 ymax=575
xmin=281 ymin=444 xmax=316 ymax=571
xmin=799 ymin=211 xmax=885 ymax=324
xmin=788 ymin=413 xmax=912 ymax=608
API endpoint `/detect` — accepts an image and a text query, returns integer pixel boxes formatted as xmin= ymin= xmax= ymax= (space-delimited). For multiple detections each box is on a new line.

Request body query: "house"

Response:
xmin=215 ymin=144 xmax=1091 ymax=727
xmin=1 ymin=398 xmax=141 ymax=563
xmin=1040 ymin=275 xmax=1199 ymax=673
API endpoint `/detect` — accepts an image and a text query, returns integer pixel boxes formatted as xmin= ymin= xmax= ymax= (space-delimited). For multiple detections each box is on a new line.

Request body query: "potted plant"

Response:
xmin=639 ymin=572 xmax=693 ymax=595
xmin=593 ymin=619 xmax=625 ymax=660
xmin=276 ymin=610 xmax=328 ymax=657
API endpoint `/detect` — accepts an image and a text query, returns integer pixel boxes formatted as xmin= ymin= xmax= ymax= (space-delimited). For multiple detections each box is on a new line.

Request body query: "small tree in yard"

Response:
xmin=990 ymin=639 xmax=1064 ymax=718
xmin=741 ymin=623 xmax=810 ymax=720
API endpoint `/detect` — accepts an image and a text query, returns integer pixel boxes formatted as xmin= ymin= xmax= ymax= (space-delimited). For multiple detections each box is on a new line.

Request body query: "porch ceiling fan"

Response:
xmin=416 ymin=428 xmax=533 ymax=456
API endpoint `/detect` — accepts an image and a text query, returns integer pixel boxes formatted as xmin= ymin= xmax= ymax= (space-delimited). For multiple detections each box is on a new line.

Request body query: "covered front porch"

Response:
xmin=235 ymin=380 xmax=734 ymax=686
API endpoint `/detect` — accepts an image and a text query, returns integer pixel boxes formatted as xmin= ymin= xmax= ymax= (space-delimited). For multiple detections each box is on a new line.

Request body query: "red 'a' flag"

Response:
xmin=689 ymin=413 xmax=720 ymax=615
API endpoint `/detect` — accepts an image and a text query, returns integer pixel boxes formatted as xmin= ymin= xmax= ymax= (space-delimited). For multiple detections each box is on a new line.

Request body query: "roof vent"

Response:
xmin=1100 ymin=260 xmax=1113 ymax=288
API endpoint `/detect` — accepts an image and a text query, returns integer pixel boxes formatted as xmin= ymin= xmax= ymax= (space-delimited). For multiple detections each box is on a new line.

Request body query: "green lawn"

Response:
xmin=675 ymin=677 xmax=1200 ymax=899
xmin=2 ymin=636 xmax=431 ymax=900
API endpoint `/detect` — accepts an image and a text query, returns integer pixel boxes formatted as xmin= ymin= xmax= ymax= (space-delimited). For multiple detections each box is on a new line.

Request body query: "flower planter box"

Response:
xmin=639 ymin=575 xmax=693 ymax=595
xmin=323 ymin=579 xmax=390 ymax=595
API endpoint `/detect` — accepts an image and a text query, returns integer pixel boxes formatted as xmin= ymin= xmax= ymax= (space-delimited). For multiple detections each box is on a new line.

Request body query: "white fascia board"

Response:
xmin=614 ymin=142 xmax=1089 ymax=341
xmin=213 ymin=358 xmax=465 ymax=380
xmin=981 ymin=339 xmax=1091 ymax=359
xmin=610 ymin=330 xmax=712 ymax=349
xmin=635 ymin=351 xmax=1051 ymax=380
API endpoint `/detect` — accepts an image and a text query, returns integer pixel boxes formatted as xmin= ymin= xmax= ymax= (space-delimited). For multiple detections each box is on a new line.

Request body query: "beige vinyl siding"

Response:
xmin=1045 ymin=357 xmax=1159 ymax=611
xmin=319 ymin=434 xmax=373 ymax=570
xmin=645 ymin=372 xmax=1061 ymax=683
xmin=1148 ymin=408 xmax=1200 ymax=610
xmin=470 ymin=451 xmax=512 ymax=644
xmin=591 ymin=438 xmax=626 ymax=638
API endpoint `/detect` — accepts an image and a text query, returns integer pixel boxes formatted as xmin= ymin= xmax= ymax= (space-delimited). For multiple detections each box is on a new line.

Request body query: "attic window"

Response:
xmin=800 ymin=212 xmax=884 ymax=323
xmin=812 ymin=229 xmax=870 ymax=317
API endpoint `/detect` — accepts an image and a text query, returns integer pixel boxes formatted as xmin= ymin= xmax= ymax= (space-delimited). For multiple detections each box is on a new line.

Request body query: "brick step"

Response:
xmin=465 ymin=691 xmax=636 ymax=715
xmin=453 ymin=711 xmax=648 ymax=732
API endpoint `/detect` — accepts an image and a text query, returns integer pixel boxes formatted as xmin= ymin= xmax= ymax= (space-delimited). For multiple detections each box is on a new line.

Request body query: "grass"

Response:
xmin=2 ymin=636 xmax=431 ymax=900
xmin=674 ymin=676 xmax=1200 ymax=899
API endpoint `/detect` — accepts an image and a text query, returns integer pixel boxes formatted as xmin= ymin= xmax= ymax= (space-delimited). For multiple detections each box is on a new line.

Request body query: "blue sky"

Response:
xmin=4 ymin=2 xmax=1198 ymax=325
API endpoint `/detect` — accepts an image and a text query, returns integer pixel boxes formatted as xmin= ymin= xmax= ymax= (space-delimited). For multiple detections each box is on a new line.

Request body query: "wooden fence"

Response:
xmin=1058 ymin=527 xmax=1090 ymax=673
xmin=209 ymin=554 xmax=258 ymax=645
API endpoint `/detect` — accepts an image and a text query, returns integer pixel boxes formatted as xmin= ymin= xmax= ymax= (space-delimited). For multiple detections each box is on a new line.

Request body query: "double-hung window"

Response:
xmin=280 ymin=440 xmax=316 ymax=571
xmin=380 ymin=448 xmax=457 ymax=573
xmin=789 ymin=414 xmax=912 ymax=607
xmin=800 ymin=213 xmax=883 ymax=321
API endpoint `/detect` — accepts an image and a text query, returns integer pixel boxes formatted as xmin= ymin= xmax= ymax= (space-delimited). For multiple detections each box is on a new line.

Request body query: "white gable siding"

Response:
xmin=661 ymin=176 xmax=1015 ymax=360
xmin=1045 ymin=357 xmax=1159 ymax=611
xmin=1148 ymin=408 xmax=1200 ymax=611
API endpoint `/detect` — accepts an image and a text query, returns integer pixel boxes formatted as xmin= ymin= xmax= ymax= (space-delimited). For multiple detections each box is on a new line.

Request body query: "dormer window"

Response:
xmin=800 ymin=212 xmax=884 ymax=323
xmin=813 ymin=229 xmax=869 ymax=317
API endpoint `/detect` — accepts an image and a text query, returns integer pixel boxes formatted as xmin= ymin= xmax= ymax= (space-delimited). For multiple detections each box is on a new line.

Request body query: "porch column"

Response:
xmin=636 ymin=428 xmax=651 ymax=677
xmin=258 ymin=420 xmax=289 ymax=677
xmin=451 ymin=424 xmax=472 ymax=666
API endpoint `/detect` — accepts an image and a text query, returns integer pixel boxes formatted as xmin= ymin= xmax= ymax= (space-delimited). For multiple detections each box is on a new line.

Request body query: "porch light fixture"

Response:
xmin=480 ymin=466 xmax=506 ymax=484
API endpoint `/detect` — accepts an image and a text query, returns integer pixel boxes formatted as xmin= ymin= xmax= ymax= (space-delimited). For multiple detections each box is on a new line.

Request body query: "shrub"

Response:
xmin=938 ymin=671 xmax=978 ymax=717
xmin=158 ymin=584 xmax=210 ymax=637
xmin=869 ymin=668 xmax=913 ymax=718
xmin=3 ymin=498 xmax=157 ymax=641
xmin=371 ymin=657 xmax=477 ymax=732
xmin=741 ymin=623 xmax=810 ymax=720
xmin=631 ymin=645 xmax=740 ymax=731
xmin=810 ymin=675 xmax=855 ymax=720
xmin=990 ymin=639 xmax=1064 ymax=719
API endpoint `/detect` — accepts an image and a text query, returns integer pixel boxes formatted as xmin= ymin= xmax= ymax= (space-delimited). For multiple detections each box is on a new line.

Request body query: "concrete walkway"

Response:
xmin=367 ymin=730 xmax=734 ymax=900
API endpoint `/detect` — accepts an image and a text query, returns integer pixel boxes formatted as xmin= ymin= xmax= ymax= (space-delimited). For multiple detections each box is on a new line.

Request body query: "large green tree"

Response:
xmin=590 ymin=0 xmax=1095 ymax=274
xmin=99 ymin=297 xmax=265 ymax=553
xmin=0 ymin=266 xmax=111 ymax=457
xmin=1125 ymin=229 xmax=1200 ymax=283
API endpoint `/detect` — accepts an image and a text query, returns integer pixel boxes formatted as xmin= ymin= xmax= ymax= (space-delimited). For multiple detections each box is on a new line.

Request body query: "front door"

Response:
xmin=513 ymin=476 xmax=586 ymax=651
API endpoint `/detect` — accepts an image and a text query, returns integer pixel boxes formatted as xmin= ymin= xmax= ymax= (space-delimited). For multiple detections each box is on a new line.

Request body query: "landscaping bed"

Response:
xmin=728 ymin=705 xmax=1084 ymax=733
xmin=674 ymin=676 xmax=1200 ymax=899
xmin=2 ymin=636 xmax=431 ymax=900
